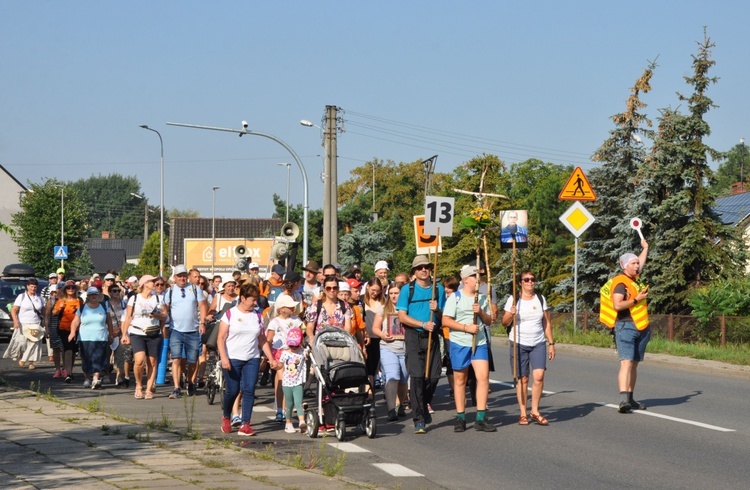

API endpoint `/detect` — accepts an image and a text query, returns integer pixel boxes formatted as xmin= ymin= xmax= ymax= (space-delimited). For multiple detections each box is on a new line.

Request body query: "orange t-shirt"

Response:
xmin=54 ymin=298 xmax=81 ymax=331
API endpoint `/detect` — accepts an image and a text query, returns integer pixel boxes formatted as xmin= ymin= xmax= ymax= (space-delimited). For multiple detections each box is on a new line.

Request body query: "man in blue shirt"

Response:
xmin=397 ymin=255 xmax=445 ymax=434
xmin=165 ymin=264 xmax=208 ymax=398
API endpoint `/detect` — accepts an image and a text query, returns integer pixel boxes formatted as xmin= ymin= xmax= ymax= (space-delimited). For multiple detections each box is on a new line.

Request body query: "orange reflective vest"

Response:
xmin=599 ymin=274 xmax=649 ymax=331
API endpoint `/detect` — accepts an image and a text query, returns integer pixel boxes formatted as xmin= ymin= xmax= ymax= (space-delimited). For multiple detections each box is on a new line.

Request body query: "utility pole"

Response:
xmin=323 ymin=105 xmax=341 ymax=265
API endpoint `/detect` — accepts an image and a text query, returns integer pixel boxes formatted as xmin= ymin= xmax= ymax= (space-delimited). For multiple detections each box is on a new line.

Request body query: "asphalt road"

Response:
xmin=1 ymin=340 xmax=748 ymax=489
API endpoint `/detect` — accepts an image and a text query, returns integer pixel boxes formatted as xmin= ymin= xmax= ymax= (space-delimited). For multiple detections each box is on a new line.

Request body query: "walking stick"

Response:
xmin=472 ymin=244 xmax=480 ymax=354
xmin=424 ymin=232 xmax=440 ymax=379
xmin=512 ymin=236 xmax=519 ymax=388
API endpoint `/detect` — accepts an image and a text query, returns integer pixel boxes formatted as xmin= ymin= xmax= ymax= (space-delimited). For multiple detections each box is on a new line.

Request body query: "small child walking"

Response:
xmin=279 ymin=328 xmax=307 ymax=433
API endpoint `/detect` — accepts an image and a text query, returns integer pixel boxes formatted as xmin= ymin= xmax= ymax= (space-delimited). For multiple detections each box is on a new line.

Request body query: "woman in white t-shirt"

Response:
xmin=121 ymin=275 xmax=167 ymax=400
xmin=7 ymin=279 xmax=45 ymax=369
xmin=502 ymin=271 xmax=556 ymax=426
xmin=217 ymin=283 xmax=278 ymax=436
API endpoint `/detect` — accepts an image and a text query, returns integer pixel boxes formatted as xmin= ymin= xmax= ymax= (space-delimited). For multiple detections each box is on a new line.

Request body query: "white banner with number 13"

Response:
xmin=424 ymin=196 xmax=454 ymax=237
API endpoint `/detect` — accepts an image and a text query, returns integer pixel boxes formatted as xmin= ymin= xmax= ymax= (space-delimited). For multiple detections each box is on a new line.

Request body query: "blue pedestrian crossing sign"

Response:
xmin=54 ymin=246 xmax=68 ymax=260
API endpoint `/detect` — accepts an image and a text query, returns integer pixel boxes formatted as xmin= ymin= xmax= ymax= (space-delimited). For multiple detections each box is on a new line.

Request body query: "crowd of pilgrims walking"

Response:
xmin=5 ymin=255 xmax=569 ymax=436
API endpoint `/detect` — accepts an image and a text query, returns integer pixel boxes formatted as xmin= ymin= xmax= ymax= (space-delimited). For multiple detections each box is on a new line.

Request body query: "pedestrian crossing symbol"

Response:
xmin=559 ymin=167 xmax=596 ymax=201
xmin=54 ymin=246 xmax=68 ymax=260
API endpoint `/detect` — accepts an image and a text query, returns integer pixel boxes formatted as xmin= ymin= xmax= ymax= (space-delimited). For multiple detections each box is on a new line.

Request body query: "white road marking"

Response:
xmin=491 ymin=379 xmax=555 ymax=395
xmin=328 ymin=442 xmax=371 ymax=453
xmin=254 ymin=406 xmax=274 ymax=412
xmin=489 ymin=380 xmax=735 ymax=432
xmin=373 ymin=463 xmax=424 ymax=477
xmin=600 ymin=403 xmax=735 ymax=432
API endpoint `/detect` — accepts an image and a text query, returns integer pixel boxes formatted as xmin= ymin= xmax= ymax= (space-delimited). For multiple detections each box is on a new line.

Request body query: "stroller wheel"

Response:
xmin=365 ymin=412 xmax=377 ymax=438
xmin=305 ymin=409 xmax=319 ymax=438
xmin=335 ymin=418 xmax=346 ymax=442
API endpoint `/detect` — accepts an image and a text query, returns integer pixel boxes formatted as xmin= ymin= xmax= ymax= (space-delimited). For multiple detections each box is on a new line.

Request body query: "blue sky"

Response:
xmin=2 ymin=1 xmax=748 ymax=221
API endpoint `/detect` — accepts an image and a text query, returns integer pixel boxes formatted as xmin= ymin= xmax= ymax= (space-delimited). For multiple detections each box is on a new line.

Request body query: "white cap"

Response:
xmin=248 ymin=262 xmax=260 ymax=270
xmin=173 ymin=264 xmax=188 ymax=276
xmin=339 ymin=281 xmax=350 ymax=292
xmin=374 ymin=260 xmax=389 ymax=272
xmin=127 ymin=275 xmax=138 ymax=284
xmin=274 ymin=295 xmax=299 ymax=310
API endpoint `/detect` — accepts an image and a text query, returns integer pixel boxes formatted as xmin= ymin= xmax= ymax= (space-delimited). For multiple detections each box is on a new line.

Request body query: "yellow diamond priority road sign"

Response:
xmin=559 ymin=201 xmax=595 ymax=238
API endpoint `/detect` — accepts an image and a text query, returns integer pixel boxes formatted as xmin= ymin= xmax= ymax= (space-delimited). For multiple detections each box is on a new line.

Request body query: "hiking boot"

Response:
xmin=474 ymin=419 xmax=497 ymax=432
xmin=238 ymin=423 xmax=256 ymax=436
xmin=618 ymin=401 xmax=632 ymax=413
xmin=454 ymin=418 xmax=466 ymax=433
xmin=387 ymin=409 xmax=398 ymax=422
xmin=221 ymin=416 xmax=232 ymax=434
xmin=414 ymin=421 xmax=426 ymax=434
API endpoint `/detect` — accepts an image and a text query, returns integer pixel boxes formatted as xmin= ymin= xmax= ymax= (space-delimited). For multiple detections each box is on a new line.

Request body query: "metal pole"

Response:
xmin=166 ymin=122 xmax=309 ymax=267
xmin=328 ymin=106 xmax=339 ymax=264
xmin=60 ymin=186 xmax=64 ymax=269
xmin=211 ymin=186 xmax=219 ymax=275
xmin=139 ymin=125 xmax=165 ymax=278
xmin=277 ymin=163 xmax=291 ymax=223
xmin=371 ymin=161 xmax=377 ymax=221
xmin=573 ymin=237 xmax=579 ymax=334
xmin=143 ymin=199 xmax=149 ymax=243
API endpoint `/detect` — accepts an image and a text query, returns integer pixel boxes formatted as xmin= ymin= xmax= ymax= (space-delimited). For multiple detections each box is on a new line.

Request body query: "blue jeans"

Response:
xmin=223 ymin=357 xmax=261 ymax=423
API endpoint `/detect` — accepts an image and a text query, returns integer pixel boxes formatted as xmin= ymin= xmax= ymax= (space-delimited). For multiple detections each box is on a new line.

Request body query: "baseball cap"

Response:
xmin=272 ymin=264 xmax=286 ymax=276
xmin=172 ymin=265 xmax=188 ymax=276
xmin=275 ymin=295 xmax=299 ymax=311
xmin=91 ymin=273 xmax=100 ymax=279
xmin=139 ymin=275 xmax=156 ymax=288
xmin=284 ymin=270 xmax=301 ymax=283
xmin=48 ymin=272 xmax=57 ymax=278
xmin=127 ymin=275 xmax=138 ymax=284
xmin=460 ymin=265 xmax=478 ymax=279
xmin=104 ymin=273 xmax=116 ymax=281
xmin=56 ymin=267 xmax=66 ymax=274
xmin=339 ymin=281 xmax=350 ymax=292
xmin=346 ymin=278 xmax=363 ymax=289
xmin=86 ymin=286 xmax=100 ymax=295
xmin=286 ymin=328 xmax=303 ymax=347
xmin=248 ymin=262 xmax=260 ymax=270
xmin=374 ymin=260 xmax=389 ymax=271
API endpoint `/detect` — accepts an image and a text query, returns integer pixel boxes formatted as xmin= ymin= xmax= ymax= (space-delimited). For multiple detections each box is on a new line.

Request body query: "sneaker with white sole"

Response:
xmin=238 ymin=423 xmax=255 ymax=436
xmin=284 ymin=423 xmax=296 ymax=434
xmin=231 ymin=415 xmax=241 ymax=428
xmin=82 ymin=379 xmax=92 ymax=388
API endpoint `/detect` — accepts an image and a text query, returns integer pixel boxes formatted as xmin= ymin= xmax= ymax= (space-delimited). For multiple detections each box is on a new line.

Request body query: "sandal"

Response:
xmin=134 ymin=387 xmax=144 ymax=399
xmin=144 ymin=391 xmax=153 ymax=400
xmin=530 ymin=413 xmax=549 ymax=426
xmin=518 ymin=415 xmax=529 ymax=425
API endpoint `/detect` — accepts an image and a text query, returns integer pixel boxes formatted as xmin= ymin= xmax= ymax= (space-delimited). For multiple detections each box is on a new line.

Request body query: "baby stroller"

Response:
xmin=304 ymin=327 xmax=376 ymax=441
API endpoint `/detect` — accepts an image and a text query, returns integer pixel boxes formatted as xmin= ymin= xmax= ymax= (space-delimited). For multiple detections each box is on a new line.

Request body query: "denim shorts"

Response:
xmin=615 ymin=321 xmax=651 ymax=362
xmin=509 ymin=341 xmax=547 ymax=378
xmin=169 ymin=330 xmax=201 ymax=364
xmin=450 ymin=343 xmax=489 ymax=371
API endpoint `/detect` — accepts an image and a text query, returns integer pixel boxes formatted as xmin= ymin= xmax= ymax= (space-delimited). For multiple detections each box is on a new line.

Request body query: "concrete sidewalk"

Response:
xmin=0 ymin=386 xmax=375 ymax=489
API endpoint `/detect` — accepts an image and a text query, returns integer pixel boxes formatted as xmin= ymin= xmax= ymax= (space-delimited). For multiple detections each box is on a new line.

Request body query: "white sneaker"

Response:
xmin=284 ymin=423 xmax=296 ymax=434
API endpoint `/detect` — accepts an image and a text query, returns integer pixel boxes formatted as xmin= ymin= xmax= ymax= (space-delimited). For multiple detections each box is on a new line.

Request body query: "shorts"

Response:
xmin=450 ymin=343 xmax=489 ymax=371
xmin=130 ymin=333 xmax=162 ymax=358
xmin=169 ymin=330 xmax=201 ymax=364
xmin=379 ymin=346 xmax=408 ymax=383
xmin=114 ymin=340 xmax=134 ymax=367
xmin=79 ymin=340 xmax=108 ymax=375
xmin=509 ymin=341 xmax=547 ymax=378
xmin=615 ymin=321 xmax=651 ymax=362
xmin=59 ymin=330 xmax=79 ymax=354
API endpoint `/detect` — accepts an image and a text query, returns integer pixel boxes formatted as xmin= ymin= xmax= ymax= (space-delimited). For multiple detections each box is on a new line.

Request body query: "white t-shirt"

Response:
xmin=126 ymin=293 xmax=161 ymax=336
xmin=14 ymin=293 xmax=45 ymax=324
xmin=503 ymin=294 xmax=548 ymax=347
xmin=224 ymin=306 xmax=263 ymax=361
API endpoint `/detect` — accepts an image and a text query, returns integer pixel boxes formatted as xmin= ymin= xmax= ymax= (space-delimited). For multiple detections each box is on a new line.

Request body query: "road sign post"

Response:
xmin=559 ymin=202 xmax=595 ymax=334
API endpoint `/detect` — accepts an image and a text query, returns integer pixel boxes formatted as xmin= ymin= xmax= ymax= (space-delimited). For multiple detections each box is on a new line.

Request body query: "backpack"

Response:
xmin=206 ymin=307 xmax=263 ymax=351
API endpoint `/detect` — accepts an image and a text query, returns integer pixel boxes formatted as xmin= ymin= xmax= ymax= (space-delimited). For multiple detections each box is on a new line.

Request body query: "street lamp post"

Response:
xmin=277 ymin=162 xmax=291 ymax=223
xmin=166 ymin=121 xmax=309 ymax=267
xmin=211 ymin=186 xmax=220 ymax=275
xmin=139 ymin=125 xmax=165 ymax=278
xmin=369 ymin=161 xmax=377 ymax=222
xmin=59 ymin=185 xmax=65 ymax=269
xmin=741 ymin=137 xmax=746 ymax=192
xmin=130 ymin=193 xmax=149 ymax=243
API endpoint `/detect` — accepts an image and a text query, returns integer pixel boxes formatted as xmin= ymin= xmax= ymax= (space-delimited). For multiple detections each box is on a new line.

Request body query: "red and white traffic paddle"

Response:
xmin=629 ymin=217 xmax=645 ymax=241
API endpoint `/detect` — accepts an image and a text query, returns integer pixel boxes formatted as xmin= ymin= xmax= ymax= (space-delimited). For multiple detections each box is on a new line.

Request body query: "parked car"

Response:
xmin=0 ymin=264 xmax=48 ymax=340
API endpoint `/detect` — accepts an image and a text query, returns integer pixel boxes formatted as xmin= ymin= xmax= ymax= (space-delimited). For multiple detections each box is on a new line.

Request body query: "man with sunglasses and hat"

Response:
xmin=396 ymin=255 xmax=445 ymax=434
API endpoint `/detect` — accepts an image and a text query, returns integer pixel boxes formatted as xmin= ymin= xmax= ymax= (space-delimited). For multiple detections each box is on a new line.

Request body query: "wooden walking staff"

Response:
xmin=424 ymin=229 xmax=440 ymax=379
xmin=512 ymin=233 xmax=519 ymax=388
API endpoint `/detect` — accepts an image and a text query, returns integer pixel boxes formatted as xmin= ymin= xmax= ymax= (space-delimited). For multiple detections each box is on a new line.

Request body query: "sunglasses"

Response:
xmin=110 ymin=289 xmax=121 ymax=293
xmin=522 ymin=277 xmax=536 ymax=283
xmin=414 ymin=265 xmax=432 ymax=271
xmin=154 ymin=282 xmax=164 ymax=286
xmin=65 ymin=286 xmax=77 ymax=290
xmin=325 ymin=286 xmax=339 ymax=292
